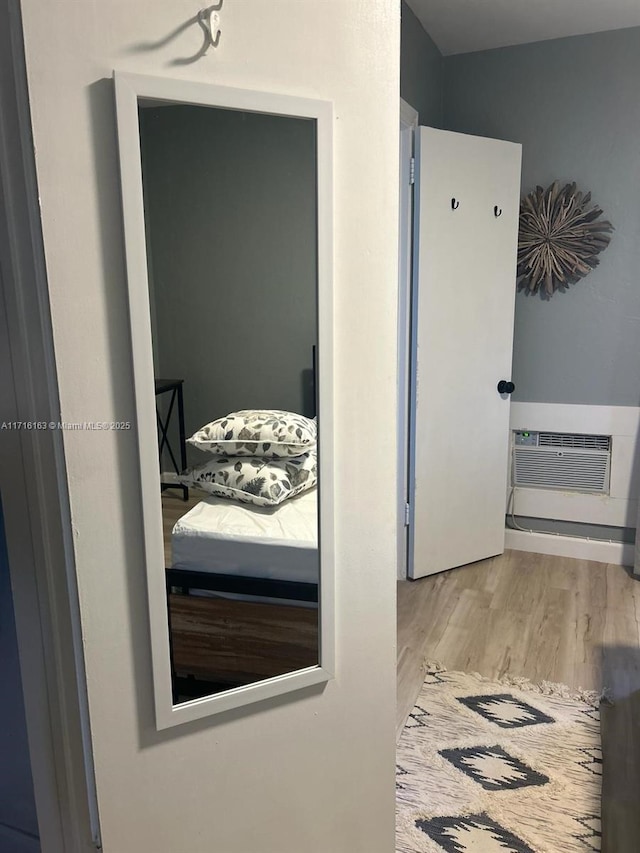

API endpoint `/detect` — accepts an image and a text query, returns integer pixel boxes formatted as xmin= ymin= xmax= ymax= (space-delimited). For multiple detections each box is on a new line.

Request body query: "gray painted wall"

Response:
xmin=0 ymin=500 xmax=40 ymax=850
xmin=401 ymin=1 xmax=443 ymax=125
xmin=139 ymin=105 xmax=317 ymax=448
xmin=443 ymin=27 xmax=640 ymax=406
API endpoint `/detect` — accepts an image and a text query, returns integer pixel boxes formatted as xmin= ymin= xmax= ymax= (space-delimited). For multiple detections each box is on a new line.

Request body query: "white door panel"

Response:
xmin=410 ymin=127 xmax=522 ymax=579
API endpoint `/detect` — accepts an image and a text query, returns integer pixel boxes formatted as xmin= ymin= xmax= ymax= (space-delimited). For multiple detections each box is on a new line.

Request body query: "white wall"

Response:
xmin=18 ymin=2 xmax=399 ymax=851
xmin=509 ymin=402 xmax=640 ymax=529
xmin=506 ymin=401 xmax=640 ymax=566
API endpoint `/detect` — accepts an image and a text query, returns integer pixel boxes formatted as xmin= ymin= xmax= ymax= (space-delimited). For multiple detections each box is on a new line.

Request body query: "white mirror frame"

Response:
xmin=113 ymin=71 xmax=334 ymax=729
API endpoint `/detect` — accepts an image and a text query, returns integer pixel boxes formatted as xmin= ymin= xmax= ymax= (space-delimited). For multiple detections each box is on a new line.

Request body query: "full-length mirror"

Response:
xmin=114 ymin=74 xmax=333 ymax=728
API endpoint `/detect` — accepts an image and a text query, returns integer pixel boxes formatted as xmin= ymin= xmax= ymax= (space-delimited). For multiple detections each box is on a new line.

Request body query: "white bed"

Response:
xmin=167 ymin=488 xmax=319 ymax=687
xmin=170 ymin=488 xmax=318 ymax=602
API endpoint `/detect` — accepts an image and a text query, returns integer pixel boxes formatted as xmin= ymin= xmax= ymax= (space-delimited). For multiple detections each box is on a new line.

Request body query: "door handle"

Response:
xmin=497 ymin=380 xmax=515 ymax=395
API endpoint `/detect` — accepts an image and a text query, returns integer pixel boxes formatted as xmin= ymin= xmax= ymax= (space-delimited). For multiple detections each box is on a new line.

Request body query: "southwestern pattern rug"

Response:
xmin=396 ymin=665 xmax=603 ymax=853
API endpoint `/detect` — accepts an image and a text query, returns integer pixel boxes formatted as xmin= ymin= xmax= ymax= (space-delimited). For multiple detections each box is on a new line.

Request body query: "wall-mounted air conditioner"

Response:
xmin=512 ymin=431 xmax=611 ymax=494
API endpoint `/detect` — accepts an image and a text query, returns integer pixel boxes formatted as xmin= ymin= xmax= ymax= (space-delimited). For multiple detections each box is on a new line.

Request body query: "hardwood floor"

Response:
xmin=161 ymin=491 xmax=202 ymax=566
xmin=397 ymin=549 xmax=640 ymax=851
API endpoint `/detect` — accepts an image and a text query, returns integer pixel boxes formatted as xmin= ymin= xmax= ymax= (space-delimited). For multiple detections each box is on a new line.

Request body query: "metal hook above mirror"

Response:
xmin=197 ymin=4 xmax=222 ymax=49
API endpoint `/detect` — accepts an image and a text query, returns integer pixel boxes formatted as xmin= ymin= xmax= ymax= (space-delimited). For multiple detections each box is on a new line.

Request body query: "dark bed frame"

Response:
xmin=165 ymin=567 xmax=319 ymax=702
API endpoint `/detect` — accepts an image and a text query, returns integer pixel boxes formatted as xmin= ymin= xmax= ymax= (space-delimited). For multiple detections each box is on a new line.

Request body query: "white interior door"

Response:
xmin=409 ymin=127 xmax=522 ymax=579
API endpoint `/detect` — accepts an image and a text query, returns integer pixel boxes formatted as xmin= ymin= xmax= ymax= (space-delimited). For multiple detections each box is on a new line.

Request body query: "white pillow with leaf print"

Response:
xmin=181 ymin=449 xmax=317 ymax=507
xmin=187 ymin=409 xmax=316 ymax=459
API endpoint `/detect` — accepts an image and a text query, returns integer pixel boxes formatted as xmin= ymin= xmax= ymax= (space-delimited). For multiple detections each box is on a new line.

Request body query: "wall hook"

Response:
xmin=451 ymin=198 xmax=460 ymax=210
xmin=197 ymin=4 xmax=222 ymax=50
xmin=494 ymin=205 xmax=502 ymax=217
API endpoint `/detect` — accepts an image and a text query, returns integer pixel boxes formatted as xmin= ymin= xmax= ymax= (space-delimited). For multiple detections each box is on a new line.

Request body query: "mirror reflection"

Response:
xmin=138 ymin=102 xmax=319 ymax=705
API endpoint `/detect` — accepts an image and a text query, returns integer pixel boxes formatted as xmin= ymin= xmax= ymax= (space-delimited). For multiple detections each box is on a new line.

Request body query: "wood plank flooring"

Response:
xmin=161 ymin=491 xmax=202 ymax=566
xmin=397 ymin=549 xmax=640 ymax=852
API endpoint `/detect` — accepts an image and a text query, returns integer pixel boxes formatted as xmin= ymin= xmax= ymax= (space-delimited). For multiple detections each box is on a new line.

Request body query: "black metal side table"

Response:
xmin=155 ymin=378 xmax=188 ymax=501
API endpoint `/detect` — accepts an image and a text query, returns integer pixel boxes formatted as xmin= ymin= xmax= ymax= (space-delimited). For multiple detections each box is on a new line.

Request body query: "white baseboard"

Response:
xmin=505 ymin=528 xmax=634 ymax=567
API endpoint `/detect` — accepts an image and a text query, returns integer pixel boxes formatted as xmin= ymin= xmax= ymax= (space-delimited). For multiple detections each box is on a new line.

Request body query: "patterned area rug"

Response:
xmin=396 ymin=665 xmax=603 ymax=853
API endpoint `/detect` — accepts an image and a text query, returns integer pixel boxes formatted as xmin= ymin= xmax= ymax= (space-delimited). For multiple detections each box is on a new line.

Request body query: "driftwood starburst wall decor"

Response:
xmin=517 ymin=181 xmax=613 ymax=297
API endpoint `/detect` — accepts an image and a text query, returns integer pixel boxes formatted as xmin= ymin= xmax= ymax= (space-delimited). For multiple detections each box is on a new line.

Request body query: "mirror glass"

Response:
xmin=137 ymin=100 xmax=319 ymax=706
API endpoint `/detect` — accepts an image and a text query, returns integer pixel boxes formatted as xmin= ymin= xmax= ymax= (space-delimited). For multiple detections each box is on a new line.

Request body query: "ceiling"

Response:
xmin=405 ymin=0 xmax=640 ymax=56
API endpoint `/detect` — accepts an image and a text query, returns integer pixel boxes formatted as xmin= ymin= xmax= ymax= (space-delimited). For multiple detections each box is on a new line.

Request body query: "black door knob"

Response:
xmin=497 ymin=380 xmax=515 ymax=395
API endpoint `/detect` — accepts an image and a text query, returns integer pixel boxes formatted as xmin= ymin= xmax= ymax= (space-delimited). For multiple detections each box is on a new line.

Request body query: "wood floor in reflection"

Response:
xmin=161 ymin=491 xmax=201 ymax=566
xmin=397 ymin=549 xmax=640 ymax=853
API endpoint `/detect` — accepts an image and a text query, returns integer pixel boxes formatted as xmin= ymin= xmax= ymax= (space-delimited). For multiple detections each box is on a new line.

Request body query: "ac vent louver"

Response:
xmin=538 ymin=432 xmax=610 ymax=451
xmin=512 ymin=431 xmax=611 ymax=494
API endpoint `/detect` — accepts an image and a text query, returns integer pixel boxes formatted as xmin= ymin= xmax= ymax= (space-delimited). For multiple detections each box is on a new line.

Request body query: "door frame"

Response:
xmin=0 ymin=1 xmax=99 ymax=849
xmin=397 ymin=98 xmax=418 ymax=580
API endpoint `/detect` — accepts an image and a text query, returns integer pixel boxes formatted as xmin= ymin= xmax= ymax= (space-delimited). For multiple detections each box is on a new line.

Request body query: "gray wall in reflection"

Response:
xmin=139 ymin=106 xmax=318 ymax=444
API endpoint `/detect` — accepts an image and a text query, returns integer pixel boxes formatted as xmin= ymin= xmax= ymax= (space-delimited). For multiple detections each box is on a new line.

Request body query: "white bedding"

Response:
xmin=171 ymin=488 xmax=318 ymax=586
